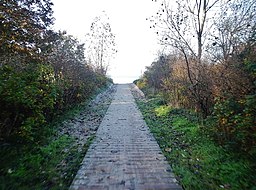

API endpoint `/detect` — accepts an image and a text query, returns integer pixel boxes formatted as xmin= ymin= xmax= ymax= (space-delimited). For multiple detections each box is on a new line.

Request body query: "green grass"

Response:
xmin=136 ymin=97 xmax=256 ymax=190
xmin=0 ymin=85 xmax=112 ymax=190
xmin=0 ymin=134 xmax=95 ymax=190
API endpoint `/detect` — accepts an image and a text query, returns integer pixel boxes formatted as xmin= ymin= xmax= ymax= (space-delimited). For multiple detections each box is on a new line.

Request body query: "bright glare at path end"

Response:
xmin=51 ymin=0 xmax=161 ymax=83
xmin=111 ymin=76 xmax=140 ymax=84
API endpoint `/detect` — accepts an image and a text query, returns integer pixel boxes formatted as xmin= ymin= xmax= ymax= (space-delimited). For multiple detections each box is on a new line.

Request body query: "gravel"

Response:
xmin=57 ymin=84 xmax=117 ymax=149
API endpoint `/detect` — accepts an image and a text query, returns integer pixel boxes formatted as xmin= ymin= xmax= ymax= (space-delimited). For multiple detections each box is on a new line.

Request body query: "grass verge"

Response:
xmin=0 ymin=84 xmax=113 ymax=190
xmin=136 ymin=97 xmax=255 ymax=190
xmin=0 ymin=135 xmax=94 ymax=190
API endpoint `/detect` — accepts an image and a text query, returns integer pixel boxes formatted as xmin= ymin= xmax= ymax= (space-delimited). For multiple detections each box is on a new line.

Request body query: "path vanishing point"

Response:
xmin=69 ymin=84 xmax=183 ymax=190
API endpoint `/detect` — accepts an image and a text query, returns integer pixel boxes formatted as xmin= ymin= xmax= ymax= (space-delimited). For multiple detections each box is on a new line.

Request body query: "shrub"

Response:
xmin=0 ymin=63 xmax=58 ymax=142
xmin=213 ymin=95 xmax=256 ymax=154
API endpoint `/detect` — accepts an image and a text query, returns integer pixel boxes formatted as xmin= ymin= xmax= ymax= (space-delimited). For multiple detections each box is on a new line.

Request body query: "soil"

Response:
xmin=57 ymin=84 xmax=117 ymax=149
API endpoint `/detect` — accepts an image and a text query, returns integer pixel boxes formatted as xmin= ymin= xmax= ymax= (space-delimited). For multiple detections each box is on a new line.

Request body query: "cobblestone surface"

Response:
xmin=69 ymin=84 xmax=182 ymax=190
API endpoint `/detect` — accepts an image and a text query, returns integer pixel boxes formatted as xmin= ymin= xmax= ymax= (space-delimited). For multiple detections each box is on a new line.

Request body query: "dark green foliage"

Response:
xmin=0 ymin=63 xmax=58 ymax=142
xmin=213 ymin=95 xmax=256 ymax=154
xmin=0 ymin=0 xmax=112 ymax=189
xmin=0 ymin=57 xmax=109 ymax=142
xmin=0 ymin=82 xmax=111 ymax=189
xmin=0 ymin=135 xmax=95 ymax=190
xmin=0 ymin=1 xmax=111 ymax=142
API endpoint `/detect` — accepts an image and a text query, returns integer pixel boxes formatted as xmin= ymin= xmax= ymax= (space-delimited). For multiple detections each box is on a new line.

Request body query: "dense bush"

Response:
xmin=213 ymin=95 xmax=256 ymax=154
xmin=0 ymin=58 xmax=110 ymax=143
xmin=0 ymin=63 xmax=58 ymax=142
xmin=0 ymin=0 xmax=112 ymax=143
xmin=0 ymin=1 xmax=112 ymax=189
xmin=212 ymin=46 xmax=256 ymax=155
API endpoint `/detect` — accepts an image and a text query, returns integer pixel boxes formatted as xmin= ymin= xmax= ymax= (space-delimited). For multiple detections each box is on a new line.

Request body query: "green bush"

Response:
xmin=213 ymin=95 xmax=256 ymax=154
xmin=0 ymin=63 xmax=58 ymax=142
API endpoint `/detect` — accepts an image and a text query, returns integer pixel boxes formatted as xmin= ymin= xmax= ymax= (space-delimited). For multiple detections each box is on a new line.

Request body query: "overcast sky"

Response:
xmin=51 ymin=0 xmax=161 ymax=83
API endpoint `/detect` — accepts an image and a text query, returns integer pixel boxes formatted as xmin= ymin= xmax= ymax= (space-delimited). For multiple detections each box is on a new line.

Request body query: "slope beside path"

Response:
xmin=69 ymin=84 xmax=182 ymax=190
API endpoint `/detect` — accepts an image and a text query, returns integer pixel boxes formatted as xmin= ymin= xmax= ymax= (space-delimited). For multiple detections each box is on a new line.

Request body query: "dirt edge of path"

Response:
xmin=57 ymin=84 xmax=117 ymax=150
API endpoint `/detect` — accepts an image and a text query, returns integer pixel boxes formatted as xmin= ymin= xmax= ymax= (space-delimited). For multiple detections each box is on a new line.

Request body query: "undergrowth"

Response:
xmin=0 ymin=135 xmax=94 ymax=190
xmin=0 ymin=85 xmax=111 ymax=190
xmin=136 ymin=97 xmax=256 ymax=190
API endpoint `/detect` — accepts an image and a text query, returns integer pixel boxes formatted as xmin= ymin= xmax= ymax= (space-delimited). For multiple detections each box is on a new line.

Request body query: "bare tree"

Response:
xmin=208 ymin=0 xmax=256 ymax=63
xmin=207 ymin=0 xmax=256 ymax=98
xmin=148 ymin=0 xmax=221 ymax=116
xmin=86 ymin=12 xmax=117 ymax=75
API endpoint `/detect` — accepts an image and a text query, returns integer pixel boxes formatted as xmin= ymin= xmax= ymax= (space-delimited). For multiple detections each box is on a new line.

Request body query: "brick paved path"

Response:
xmin=69 ymin=84 xmax=182 ymax=190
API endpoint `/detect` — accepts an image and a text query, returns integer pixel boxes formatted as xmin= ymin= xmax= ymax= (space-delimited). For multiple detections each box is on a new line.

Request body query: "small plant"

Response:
xmin=155 ymin=105 xmax=172 ymax=117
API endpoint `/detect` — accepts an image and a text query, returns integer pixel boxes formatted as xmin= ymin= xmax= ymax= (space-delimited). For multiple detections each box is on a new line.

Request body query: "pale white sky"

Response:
xmin=51 ymin=0 xmax=161 ymax=83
